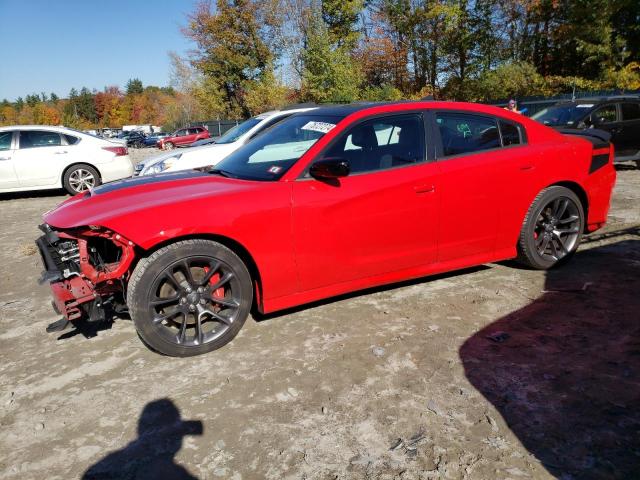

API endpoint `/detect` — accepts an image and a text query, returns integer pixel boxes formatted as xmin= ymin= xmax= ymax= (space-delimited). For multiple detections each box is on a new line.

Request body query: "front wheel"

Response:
xmin=517 ymin=186 xmax=584 ymax=270
xmin=164 ymin=142 xmax=174 ymax=150
xmin=127 ymin=240 xmax=253 ymax=357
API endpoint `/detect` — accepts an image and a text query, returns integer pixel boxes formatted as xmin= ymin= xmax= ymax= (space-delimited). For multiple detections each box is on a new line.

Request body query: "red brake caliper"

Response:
xmin=203 ymin=268 xmax=225 ymax=304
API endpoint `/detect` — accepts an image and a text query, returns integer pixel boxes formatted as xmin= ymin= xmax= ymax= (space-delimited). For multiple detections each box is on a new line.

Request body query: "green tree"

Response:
xmin=50 ymin=92 xmax=59 ymax=102
xmin=471 ymin=61 xmax=546 ymax=101
xmin=126 ymin=78 xmax=144 ymax=95
xmin=301 ymin=11 xmax=363 ymax=103
xmin=321 ymin=0 xmax=363 ymax=48
xmin=185 ymin=0 xmax=281 ymax=117
xmin=25 ymin=94 xmax=40 ymax=107
xmin=77 ymin=87 xmax=97 ymax=123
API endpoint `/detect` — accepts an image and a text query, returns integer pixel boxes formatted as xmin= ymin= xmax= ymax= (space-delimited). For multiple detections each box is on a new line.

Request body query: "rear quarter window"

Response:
xmin=64 ymin=134 xmax=80 ymax=145
xmin=499 ymin=121 xmax=524 ymax=146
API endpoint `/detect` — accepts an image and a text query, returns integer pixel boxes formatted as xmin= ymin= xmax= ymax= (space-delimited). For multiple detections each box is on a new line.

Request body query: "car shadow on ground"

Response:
xmin=614 ymin=163 xmax=640 ymax=172
xmin=460 ymin=228 xmax=640 ymax=479
xmin=82 ymin=398 xmax=203 ymax=480
xmin=0 ymin=189 xmax=67 ymax=201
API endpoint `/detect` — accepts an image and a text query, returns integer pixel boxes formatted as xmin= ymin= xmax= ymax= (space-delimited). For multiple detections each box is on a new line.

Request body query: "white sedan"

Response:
xmin=136 ymin=106 xmax=316 ymax=176
xmin=0 ymin=125 xmax=133 ymax=195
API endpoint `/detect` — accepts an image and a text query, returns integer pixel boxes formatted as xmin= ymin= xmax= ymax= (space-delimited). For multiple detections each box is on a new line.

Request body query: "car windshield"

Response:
xmin=531 ymin=104 xmax=594 ymax=127
xmin=213 ymin=114 xmax=344 ymax=181
xmin=215 ymin=118 xmax=262 ymax=144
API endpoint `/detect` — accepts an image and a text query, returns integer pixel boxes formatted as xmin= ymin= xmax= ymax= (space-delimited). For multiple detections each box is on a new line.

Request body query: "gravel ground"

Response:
xmin=0 ymin=156 xmax=638 ymax=480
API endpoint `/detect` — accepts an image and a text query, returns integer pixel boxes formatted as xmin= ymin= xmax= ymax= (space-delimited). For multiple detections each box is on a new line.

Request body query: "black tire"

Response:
xmin=164 ymin=142 xmax=175 ymax=150
xmin=63 ymin=164 xmax=101 ymax=195
xmin=635 ymin=160 xmax=640 ymax=170
xmin=516 ymin=186 xmax=584 ymax=270
xmin=128 ymin=239 xmax=253 ymax=357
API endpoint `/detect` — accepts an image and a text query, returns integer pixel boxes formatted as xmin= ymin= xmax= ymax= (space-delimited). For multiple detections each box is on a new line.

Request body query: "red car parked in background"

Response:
xmin=157 ymin=126 xmax=209 ymax=150
xmin=37 ymin=101 xmax=616 ymax=356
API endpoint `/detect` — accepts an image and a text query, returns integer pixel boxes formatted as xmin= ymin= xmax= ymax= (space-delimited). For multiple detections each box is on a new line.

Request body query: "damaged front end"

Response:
xmin=36 ymin=224 xmax=136 ymax=332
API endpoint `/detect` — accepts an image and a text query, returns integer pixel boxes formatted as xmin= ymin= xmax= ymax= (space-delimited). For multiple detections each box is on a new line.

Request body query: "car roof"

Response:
xmin=288 ymin=100 xmax=516 ymax=117
xmin=555 ymin=96 xmax=640 ymax=106
xmin=0 ymin=124 xmax=73 ymax=132
xmin=255 ymin=107 xmax=318 ymax=120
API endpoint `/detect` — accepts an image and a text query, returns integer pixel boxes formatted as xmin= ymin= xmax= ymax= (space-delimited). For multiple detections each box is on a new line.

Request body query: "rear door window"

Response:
xmin=19 ymin=130 xmax=62 ymax=149
xmin=621 ymin=103 xmax=640 ymax=121
xmin=436 ymin=113 xmax=500 ymax=156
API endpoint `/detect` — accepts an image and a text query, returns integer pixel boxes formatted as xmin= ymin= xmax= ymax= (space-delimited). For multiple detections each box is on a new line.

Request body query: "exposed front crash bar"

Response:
xmin=36 ymin=226 xmax=137 ymax=323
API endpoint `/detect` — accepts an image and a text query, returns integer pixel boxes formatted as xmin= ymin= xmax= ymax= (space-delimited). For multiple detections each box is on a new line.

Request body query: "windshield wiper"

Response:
xmin=209 ymin=168 xmax=237 ymax=178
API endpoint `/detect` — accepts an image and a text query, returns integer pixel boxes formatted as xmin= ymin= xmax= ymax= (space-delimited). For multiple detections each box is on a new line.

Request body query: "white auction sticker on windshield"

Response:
xmin=301 ymin=121 xmax=336 ymax=133
xmin=576 ymin=104 xmax=594 ymax=108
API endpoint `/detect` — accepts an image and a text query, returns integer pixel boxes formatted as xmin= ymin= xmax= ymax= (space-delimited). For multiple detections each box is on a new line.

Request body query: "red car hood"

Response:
xmin=44 ymin=170 xmax=256 ymax=231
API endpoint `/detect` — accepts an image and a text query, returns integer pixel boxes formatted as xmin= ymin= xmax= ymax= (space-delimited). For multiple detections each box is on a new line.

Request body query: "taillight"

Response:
xmin=102 ymin=146 xmax=128 ymax=156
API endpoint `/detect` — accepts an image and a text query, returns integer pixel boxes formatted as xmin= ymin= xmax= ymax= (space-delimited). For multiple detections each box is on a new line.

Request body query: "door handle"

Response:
xmin=520 ymin=164 xmax=535 ymax=171
xmin=54 ymin=151 xmax=68 ymax=155
xmin=0 ymin=156 xmax=11 ymax=161
xmin=414 ymin=184 xmax=435 ymax=194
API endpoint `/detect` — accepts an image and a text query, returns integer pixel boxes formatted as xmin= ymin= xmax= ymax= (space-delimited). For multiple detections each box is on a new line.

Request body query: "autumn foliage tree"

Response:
xmin=184 ymin=0 xmax=288 ymax=117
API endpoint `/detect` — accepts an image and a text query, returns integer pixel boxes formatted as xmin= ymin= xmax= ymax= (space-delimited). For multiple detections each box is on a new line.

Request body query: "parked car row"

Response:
xmin=530 ymin=95 xmax=640 ymax=168
xmin=0 ymin=125 xmax=133 ymax=195
xmin=135 ymin=106 xmax=315 ymax=175
xmin=2 ymin=96 xmax=637 ymax=198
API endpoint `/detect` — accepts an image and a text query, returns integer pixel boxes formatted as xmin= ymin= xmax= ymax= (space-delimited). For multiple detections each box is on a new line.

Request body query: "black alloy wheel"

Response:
xmin=149 ymin=256 xmax=241 ymax=347
xmin=517 ymin=186 xmax=584 ymax=269
xmin=128 ymin=240 xmax=252 ymax=356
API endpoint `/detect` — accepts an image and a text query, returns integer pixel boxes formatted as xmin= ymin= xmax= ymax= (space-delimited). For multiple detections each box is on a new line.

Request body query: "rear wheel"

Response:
xmin=517 ymin=186 xmax=584 ymax=270
xmin=128 ymin=240 xmax=253 ymax=357
xmin=63 ymin=164 xmax=101 ymax=195
xmin=635 ymin=159 xmax=640 ymax=170
xmin=164 ymin=142 xmax=175 ymax=150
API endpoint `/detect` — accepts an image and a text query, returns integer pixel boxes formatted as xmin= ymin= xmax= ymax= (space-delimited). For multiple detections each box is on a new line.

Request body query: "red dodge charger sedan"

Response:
xmin=37 ymin=101 xmax=616 ymax=356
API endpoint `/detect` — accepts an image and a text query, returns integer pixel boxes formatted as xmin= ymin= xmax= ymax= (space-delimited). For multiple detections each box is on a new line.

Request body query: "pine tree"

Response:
xmin=126 ymin=78 xmax=144 ymax=95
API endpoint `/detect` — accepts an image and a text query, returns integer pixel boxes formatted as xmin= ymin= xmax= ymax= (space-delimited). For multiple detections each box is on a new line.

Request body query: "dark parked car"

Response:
xmin=143 ymin=132 xmax=169 ymax=147
xmin=532 ymin=96 xmax=640 ymax=168
xmin=127 ymin=131 xmax=147 ymax=148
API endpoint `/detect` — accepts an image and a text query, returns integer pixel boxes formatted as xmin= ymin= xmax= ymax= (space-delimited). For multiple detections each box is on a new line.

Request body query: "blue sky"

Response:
xmin=0 ymin=0 xmax=197 ymax=101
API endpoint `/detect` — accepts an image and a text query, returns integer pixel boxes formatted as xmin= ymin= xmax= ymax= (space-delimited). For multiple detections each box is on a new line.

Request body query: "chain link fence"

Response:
xmin=190 ymin=119 xmax=241 ymax=138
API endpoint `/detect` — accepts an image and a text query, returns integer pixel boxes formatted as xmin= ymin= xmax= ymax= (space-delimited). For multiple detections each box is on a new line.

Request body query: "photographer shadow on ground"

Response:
xmin=460 ymin=228 xmax=640 ymax=479
xmin=82 ymin=398 xmax=203 ymax=480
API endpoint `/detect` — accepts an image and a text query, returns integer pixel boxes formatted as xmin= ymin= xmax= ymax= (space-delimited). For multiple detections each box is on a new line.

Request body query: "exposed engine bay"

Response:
xmin=36 ymin=224 xmax=136 ymax=332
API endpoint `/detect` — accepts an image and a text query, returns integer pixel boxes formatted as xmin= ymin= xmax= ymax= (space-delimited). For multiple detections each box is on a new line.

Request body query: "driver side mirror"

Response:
xmin=309 ymin=158 xmax=350 ymax=180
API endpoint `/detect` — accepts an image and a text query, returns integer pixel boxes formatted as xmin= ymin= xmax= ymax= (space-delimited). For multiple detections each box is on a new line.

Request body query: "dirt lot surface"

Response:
xmin=1 ymin=153 xmax=638 ymax=480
